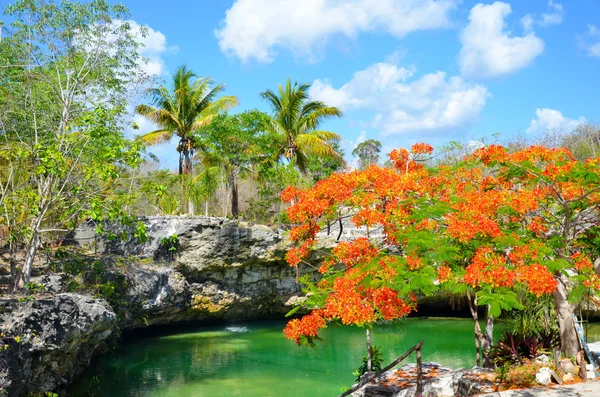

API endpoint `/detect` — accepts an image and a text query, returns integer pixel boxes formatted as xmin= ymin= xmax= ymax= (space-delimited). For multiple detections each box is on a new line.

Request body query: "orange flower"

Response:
xmin=406 ymin=255 xmax=423 ymax=270
xmin=284 ymin=310 xmax=326 ymax=344
xmin=517 ymin=264 xmax=557 ymax=297
xmin=437 ymin=266 xmax=452 ymax=283
xmin=372 ymin=287 xmax=412 ymax=320
xmin=410 ymin=142 xmax=434 ymax=155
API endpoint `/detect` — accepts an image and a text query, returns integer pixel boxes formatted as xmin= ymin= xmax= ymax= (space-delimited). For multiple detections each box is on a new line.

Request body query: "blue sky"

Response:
xmin=120 ymin=0 xmax=600 ymax=168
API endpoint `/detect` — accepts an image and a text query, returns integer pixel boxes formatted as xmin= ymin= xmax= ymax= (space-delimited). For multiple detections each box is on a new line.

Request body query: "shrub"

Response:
xmin=353 ymin=346 xmax=384 ymax=382
xmin=494 ymin=359 xmax=541 ymax=389
xmin=489 ymin=329 xmax=560 ymax=366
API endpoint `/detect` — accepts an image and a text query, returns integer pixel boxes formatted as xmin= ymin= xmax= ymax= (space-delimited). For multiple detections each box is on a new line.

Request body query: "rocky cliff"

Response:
xmin=72 ymin=216 xmax=314 ymax=321
xmin=0 ymin=216 xmax=313 ymax=396
xmin=0 ymin=294 xmax=116 ymax=396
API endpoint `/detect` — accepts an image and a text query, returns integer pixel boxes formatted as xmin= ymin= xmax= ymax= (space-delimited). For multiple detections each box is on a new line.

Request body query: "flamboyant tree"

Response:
xmin=282 ymin=142 xmax=600 ymax=364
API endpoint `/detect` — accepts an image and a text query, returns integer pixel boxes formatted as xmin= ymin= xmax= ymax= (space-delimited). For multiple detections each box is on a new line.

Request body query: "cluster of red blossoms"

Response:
xmin=283 ymin=310 xmax=326 ymax=344
xmin=281 ymin=141 xmax=600 ymax=345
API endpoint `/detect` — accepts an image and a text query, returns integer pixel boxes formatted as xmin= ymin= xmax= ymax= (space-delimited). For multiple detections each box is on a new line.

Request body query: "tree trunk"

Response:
xmin=366 ymin=328 xmax=373 ymax=373
xmin=180 ymin=140 xmax=193 ymax=215
xmin=466 ymin=290 xmax=493 ymax=367
xmin=223 ymin=180 xmax=229 ymax=218
xmin=485 ymin=307 xmax=494 ymax=350
xmin=205 ymin=201 xmax=209 ymax=216
xmin=553 ymin=274 xmax=579 ymax=357
xmin=484 ymin=308 xmax=494 ymax=368
xmin=9 ymin=242 xmax=16 ymax=293
xmin=231 ymin=179 xmax=239 ymax=218
xmin=19 ymin=229 xmax=39 ymax=288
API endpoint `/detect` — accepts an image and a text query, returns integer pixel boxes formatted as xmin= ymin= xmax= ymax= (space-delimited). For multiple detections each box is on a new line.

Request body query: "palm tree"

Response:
xmin=260 ymin=78 xmax=343 ymax=172
xmin=135 ymin=66 xmax=238 ymax=213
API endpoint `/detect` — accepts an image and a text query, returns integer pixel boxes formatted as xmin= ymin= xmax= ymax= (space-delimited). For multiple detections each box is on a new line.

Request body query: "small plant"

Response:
xmin=493 ymin=359 xmax=541 ymax=390
xmin=160 ymin=234 xmax=179 ymax=252
xmin=23 ymin=282 xmax=45 ymax=294
xmin=54 ymin=248 xmax=70 ymax=259
xmin=134 ymin=221 xmax=149 ymax=243
xmin=353 ymin=345 xmax=384 ymax=382
xmin=489 ymin=329 xmax=560 ymax=366
xmin=63 ymin=257 xmax=90 ymax=276
xmin=160 ymin=234 xmax=180 ymax=263
xmin=66 ymin=279 xmax=80 ymax=292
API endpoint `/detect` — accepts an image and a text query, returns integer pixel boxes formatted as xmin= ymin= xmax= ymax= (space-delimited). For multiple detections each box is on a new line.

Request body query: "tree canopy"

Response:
xmin=261 ymin=78 xmax=344 ymax=173
xmin=281 ymin=142 xmax=600 ymax=364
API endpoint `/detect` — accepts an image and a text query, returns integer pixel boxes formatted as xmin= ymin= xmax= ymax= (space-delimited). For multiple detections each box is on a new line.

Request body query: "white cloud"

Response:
xmin=310 ymin=62 xmax=490 ymax=136
xmin=522 ymin=0 xmax=564 ymax=32
xmin=579 ymin=24 xmax=600 ymax=57
xmin=540 ymin=0 xmax=564 ymax=26
xmin=526 ymin=108 xmax=585 ymax=134
xmin=215 ymin=0 xmax=457 ymax=63
xmin=459 ymin=2 xmax=545 ymax=78
xmin=124 ymin=20 xmax=175 ymax=76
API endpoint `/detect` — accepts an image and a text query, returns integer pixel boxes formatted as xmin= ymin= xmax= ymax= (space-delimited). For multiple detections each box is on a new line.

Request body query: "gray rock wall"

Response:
xmin=0 ymin=294 xmax=116 ymax=396
xmin=72 ymin=216 xmax=317 ymax=322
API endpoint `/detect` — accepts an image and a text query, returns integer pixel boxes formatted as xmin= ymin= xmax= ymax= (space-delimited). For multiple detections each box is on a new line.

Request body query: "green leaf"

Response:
xmin=285 ymin=306 xmax=301 ymax=317
xmin=569 ymin=285 xmax=586 ymax=304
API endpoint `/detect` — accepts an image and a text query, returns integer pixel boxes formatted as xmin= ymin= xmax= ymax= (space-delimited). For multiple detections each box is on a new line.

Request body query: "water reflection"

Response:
xmin=69 ymin=319 xmax=600 ymax=397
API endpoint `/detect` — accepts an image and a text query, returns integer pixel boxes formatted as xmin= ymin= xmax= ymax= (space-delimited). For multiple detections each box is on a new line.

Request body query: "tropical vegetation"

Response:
xmin=2 ymin=1 xmax=600 ymax=393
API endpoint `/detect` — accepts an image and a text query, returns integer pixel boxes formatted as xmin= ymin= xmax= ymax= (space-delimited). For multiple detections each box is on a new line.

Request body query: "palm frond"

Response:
xmin=260 ymin=89 xmax=283 ymax=113
xmin=300 ymin=103 xmax=343 ymax=130
xmin=295 ymin=133 xmax=343 ymax=160
xmin=135 ymin=104 xmax=180 ymax=131
xmin=136 ymin=129 xmax=174 ymax=146
xmin=308 ymin=130 xmax=341 ymax=142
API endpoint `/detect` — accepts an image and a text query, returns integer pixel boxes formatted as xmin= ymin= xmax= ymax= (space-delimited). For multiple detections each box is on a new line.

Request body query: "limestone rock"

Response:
xmin=29 ymin=274 xmax=66 ymax=294
xmin=562 ymin=373 xmax=574 ymax=382
xmin=536 ymin=367 xmax=552 ymax=386
xmin=119 ymin=266 xmax=191 ymax=327
xmin=0 ymin=294 xmax=116 ymax=396
xmin=560 ymin=358 xmax=575 ymax=375
xmin=70 ymin=217 xmax=287 ymax=269
xmin=352 ymin=363 xmax=494 ymax=397
xmin=72 ymin=217 xmax=322 ymax=321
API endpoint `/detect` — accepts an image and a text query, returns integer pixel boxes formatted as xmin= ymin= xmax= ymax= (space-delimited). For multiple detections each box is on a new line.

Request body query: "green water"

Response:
xmin=67 ymin=319 xmax=600 ymax=397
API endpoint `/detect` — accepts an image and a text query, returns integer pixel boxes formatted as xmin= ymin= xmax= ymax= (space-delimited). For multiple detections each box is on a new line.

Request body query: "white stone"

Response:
xmin=536 ymin=367 xmax=552 ymax=386
xmin=536 ymin=354 xmax=551 ymax=365
xmin=562 ymin=373 xmax=574 ymax=382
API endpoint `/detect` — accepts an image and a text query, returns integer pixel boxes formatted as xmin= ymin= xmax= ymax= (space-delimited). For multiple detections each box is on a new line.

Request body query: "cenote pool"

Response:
xmin=68 ymin=318 xmax=600 ymax=397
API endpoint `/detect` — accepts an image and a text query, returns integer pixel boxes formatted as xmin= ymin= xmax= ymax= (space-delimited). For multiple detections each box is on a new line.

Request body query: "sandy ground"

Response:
xmin=479 ymin=380 xmax=600 ymax=396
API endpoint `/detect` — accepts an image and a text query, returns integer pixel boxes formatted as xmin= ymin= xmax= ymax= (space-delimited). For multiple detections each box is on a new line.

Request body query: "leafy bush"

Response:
xmin=353 ymin=346 xmax=384 ymax=382
xmin=494 ymin=359 xmax=541 ymax=389
xmin=489 ymin=329 xmax=560 ymax=366
xmin=63 ymin=257 xmax=90 ymax=276
xmin=23 ymin=282 xmax=45 ymax=294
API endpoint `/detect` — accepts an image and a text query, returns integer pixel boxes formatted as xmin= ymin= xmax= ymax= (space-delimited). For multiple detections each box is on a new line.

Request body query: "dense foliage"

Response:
xmin=0 ymin=0 xmax=147 ymax=287
xmin=282 ymin=142 xmax=600 ymax=364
